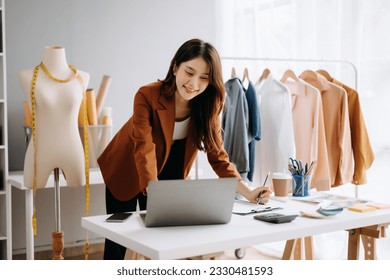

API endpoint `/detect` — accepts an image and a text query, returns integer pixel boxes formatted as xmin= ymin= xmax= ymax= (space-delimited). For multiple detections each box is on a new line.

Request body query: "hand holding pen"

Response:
xmin=256 ymin=171 xmax=272 ymax=205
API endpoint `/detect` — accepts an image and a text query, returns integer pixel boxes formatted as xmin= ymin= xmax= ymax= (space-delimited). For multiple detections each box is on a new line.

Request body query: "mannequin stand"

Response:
xmin=52 ymin=231 xmax=64 ymax=260
xmin=52 ymin=168 xmax=64 ymax=260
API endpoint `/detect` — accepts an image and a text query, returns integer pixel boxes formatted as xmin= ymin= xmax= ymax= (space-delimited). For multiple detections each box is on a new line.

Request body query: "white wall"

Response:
xmin=6 ymin=0 xmax=217 ymax=253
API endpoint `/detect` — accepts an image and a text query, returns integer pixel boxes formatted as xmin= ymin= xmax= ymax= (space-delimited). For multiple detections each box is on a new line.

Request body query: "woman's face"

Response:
xmin=174 ymin=56 xmax=210 ymax=102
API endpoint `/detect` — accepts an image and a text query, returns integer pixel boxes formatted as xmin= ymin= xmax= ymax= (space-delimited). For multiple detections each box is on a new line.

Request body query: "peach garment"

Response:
xmin=300 ymin=71 xmax=354 ymax=187
xmin=317 ymin=70 xmax=375 ymax=184
xmin=282 ymin=75 xmax=331 ymax=191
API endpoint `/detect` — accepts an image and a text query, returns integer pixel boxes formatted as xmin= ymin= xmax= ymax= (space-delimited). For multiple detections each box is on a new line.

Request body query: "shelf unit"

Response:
xmin=0 ymin=0 xmax=9 ymax=260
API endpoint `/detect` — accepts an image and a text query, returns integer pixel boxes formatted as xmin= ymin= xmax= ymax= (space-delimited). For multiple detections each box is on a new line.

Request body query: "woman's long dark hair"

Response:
xmin=160 ymin=38 xmax=225 ymax=152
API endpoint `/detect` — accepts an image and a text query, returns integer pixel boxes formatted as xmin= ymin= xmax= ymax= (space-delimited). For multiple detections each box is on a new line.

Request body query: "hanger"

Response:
xmin=258 ymin=68 xmax=270 ymax=83
xmin=299 ymin=69 xmax=317 ymax=81
xmin=281 ymin=69 xmax=308 ymax=97
xmin=316 ymin=69 xmax=332 ymax=82
xmin=231 ymin=67 xmax=236 ymax=78
xmin=280 ymin=69 xmax=299 ymax=83
xmin=242 ymin=67 xmax=250 ymax=82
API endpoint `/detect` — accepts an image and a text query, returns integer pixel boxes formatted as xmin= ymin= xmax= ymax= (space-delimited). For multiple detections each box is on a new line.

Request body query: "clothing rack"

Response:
xmin=220 ymin=56 xmax=358 ymax=90
xmin=220 ymin=56 xmax=360 ymax=198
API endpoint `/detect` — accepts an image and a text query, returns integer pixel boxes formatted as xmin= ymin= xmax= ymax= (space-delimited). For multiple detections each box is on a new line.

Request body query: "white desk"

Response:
xmin=82 ymin=199 xmax=390 ymax=260
xmin=7 ymin=170 xmax=105 ymax=260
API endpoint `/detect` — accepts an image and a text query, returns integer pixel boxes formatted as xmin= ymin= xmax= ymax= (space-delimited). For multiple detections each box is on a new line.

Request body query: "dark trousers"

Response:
xmin=103 ymin=138 xmax=186 ymax=260
xmin=103 ymin=188 xmax=147 ymax=260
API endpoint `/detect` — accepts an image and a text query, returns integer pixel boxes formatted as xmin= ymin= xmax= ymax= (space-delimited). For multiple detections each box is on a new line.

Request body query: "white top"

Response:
xmin=253 ymin=73 xmax=296 ymax=187
xmin=172 ymin=117 xmax=190 ymax=141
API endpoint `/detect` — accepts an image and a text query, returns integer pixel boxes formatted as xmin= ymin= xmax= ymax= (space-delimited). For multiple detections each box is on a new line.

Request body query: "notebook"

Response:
xmin=140 ymin=178 xmax=238 ymax=227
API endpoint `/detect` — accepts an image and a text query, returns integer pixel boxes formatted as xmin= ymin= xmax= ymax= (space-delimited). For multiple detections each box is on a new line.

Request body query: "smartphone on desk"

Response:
xmin=106 ymin=212 xmax=133 ymax=223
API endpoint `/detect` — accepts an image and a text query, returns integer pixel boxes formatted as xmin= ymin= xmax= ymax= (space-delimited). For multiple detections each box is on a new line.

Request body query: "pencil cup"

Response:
xmin=292 ymin=175 xmax=311 ymax=197
xmin=272 ymin=173 xmax=292 ymax=197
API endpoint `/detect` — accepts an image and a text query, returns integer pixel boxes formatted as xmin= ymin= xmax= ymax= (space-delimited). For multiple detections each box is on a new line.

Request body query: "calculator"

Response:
xmin=254 ymin=213 xmax=298 ymax=224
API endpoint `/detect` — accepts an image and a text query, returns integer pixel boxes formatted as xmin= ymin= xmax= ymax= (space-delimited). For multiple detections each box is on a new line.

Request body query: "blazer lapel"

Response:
xmin=156 ymin=90 xmax=198 ymax=177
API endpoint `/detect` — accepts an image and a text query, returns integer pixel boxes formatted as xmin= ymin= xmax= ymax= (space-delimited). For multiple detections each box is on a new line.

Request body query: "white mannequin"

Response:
xmin=20 ymin=46 xmax=90 ymax=188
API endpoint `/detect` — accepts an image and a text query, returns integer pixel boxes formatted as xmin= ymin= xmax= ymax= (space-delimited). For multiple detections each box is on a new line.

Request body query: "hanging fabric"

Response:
xmin=220 ymin=56 xmax=370 ymax=196
xmin=280 ymin=70 xmax=331 ymax=191
xmin=300 ymin=70 xmax=354 ymax=187
xmin=242 ymin=73 xmax=261 ymax=182
xmin=222 ymin=77 xmax=250 ymax=179
xmin=316 ymin=69 xmax=375 ymax=185
xmin=253 ymin=71 xmax=295 ymax=187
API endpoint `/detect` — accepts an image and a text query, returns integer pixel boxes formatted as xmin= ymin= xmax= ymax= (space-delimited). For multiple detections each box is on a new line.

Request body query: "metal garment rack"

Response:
xmin=220 ymin=56 xmax=360 ymax=198
xmin=220 ymin=56 xmax=358 ymax=89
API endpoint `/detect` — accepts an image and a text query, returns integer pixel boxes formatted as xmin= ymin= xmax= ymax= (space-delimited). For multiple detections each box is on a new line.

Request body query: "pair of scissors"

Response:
xmin=289 ymin=158 xmax=303 ymax=175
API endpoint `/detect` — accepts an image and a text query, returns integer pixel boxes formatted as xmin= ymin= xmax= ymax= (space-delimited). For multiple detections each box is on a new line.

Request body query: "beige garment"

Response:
xmin=317 ymin=70 xmax=375 ymax=184
xmin=300 ymin=71 xmax=354 ymax=187
xmin=282 ymin=77 xmax=331 ymax=191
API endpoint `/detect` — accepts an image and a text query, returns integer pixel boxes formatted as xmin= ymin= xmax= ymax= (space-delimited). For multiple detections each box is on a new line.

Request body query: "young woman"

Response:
xmin=98 ymin=38 xmax=272 ymax=259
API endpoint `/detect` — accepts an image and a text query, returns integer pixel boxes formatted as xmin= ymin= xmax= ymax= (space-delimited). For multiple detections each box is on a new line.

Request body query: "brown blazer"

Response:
xmin=316 ymin=71 xmax=375 ymax=184
xmin=333 ymin=80 xmax=375 ymax=184
xmin=98 ymin=81 xmax=241 ymax=201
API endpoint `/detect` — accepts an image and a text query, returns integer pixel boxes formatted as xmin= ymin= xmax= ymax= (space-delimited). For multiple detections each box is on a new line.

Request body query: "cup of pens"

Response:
xmin=292 ymin=174 xmax=310 ymax=196
xmin=288 ymin=158 xmax=316 ymax=197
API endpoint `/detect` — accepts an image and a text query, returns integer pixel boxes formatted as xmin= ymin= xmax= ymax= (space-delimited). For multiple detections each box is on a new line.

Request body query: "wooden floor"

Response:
xmin=13 ymin=243 xmax=105 ymax=260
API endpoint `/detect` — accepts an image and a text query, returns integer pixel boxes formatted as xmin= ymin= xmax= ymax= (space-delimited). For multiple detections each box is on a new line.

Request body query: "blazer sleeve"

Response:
xmin=131 ymin=87 xmax=159 ymax=189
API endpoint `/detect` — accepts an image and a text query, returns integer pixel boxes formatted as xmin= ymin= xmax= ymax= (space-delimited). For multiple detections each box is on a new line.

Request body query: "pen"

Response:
xmin=257 ymin=171 xmax=270 ymax=204
xmin=306 ymin=161 xmax=317 ymax=176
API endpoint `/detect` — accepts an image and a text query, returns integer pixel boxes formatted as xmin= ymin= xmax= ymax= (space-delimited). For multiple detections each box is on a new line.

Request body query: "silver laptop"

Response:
xmin=141 ymin=178 xmax=238 ymax=227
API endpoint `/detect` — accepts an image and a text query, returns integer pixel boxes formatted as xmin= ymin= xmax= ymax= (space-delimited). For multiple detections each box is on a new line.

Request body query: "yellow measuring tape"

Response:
xmin=76 ymin=74 xmax=90 ymax=260
xmin=30 ymin=63 xmax=90 ymax=259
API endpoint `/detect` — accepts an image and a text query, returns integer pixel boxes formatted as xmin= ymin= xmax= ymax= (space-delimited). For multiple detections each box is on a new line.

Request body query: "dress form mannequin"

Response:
xmin=20 ymin=46 xmax=90 ymax=188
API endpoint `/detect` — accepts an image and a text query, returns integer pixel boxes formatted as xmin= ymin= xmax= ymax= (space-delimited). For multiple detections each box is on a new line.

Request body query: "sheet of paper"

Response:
xmin=232 ymin=200 xmax=283 ymax=215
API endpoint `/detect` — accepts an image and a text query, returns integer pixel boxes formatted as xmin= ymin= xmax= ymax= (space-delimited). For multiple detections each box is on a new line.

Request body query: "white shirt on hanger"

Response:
xmin=253 ymin=73 xmax=295 ymax=187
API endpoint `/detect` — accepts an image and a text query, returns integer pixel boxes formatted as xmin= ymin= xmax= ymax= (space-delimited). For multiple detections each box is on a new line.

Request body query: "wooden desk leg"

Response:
xmin=348 ymin=225 xmax=388 ymax=260
xmin=348 ymin=228 xmax=361 ymax=260
xmin=283 ymin=237 xmax=313 ymax=260
xmin=282 ymin=239 xmax=297 ymax=260
xmin=361 ymin=235 xmax=376 ymax=260
xmin=360 ymin=225 xmax=387 ymax=260
xmin=293 ymin=238 xmax=303 ymax=259
xmin=304 ymin=236 xmax=314 ymax=260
